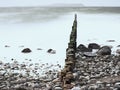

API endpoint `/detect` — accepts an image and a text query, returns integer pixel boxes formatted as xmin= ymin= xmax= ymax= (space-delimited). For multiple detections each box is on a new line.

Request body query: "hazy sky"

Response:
xmin=0 ymin=0 xmax=120 ymax=7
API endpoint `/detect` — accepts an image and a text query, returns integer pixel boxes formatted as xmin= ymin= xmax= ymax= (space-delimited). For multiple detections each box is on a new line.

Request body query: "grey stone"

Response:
xmin=83 ymin=52 xmax=96 ymax=57
xmin=47 ymin=49 xmax=56 ymax=54
xmin=97 ymin=46 xmax=111 ymax=55
xmin=21 ymin=48 xmax=32 ymax=53
xmin=88 ymin=43 xmax=100 ymax=49
xmin=77 ymin=44 xmax=92 ymax=52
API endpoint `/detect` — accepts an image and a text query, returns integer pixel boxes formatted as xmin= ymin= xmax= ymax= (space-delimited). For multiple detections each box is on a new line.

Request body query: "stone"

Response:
xmin=71 ymin=86 xmax=80 ymax=90
xmin=88 ymin=43 xmax=100 ymax=49
xmin=47 ymin=49 xmax=56 ymax=54
xmin=21 ymin=48 xmax=32 ymax=53
xmin=56 ymin=87 xmax=63 ymax=90
xmin=54 ymin=86 xmax=62 ymax=90
xmin=83 ymin=52 xmax=96 ymax=57
xmin=117 ymin=45 xmax=120 ymax=47
xmin=116 ymin=49 xmax=120 ymax=54
xmin=5 ymin=45 xmax=10 ymax=47
xmin=77 ymin=44 xmax=92 ymax=52
xmin=97 ymin=46 xmax=111 ymax=56
xmin=106 ymin=40 xmax=115 ymax=42
xmin=114 ymin=82 xmax=120 ymax=90
xmin=64 ymin=84 xmax=73 ymax=89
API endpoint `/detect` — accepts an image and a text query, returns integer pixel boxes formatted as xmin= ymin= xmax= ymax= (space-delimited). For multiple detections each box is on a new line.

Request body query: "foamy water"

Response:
xmin=0 ymin=7 xmax=120 ymax=68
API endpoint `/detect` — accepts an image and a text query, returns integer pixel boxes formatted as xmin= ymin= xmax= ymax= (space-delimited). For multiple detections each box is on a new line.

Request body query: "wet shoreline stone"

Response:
xmin=21 ymin=48 xmax=32 ymax=53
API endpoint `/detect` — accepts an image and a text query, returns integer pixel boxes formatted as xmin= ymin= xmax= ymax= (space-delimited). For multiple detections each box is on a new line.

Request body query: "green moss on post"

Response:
xmin=60 ymin=14 xmax=78 ymax=90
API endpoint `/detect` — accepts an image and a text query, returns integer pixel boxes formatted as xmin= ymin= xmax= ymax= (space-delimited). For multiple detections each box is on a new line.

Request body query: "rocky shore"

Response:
xmin=0 ymin=47 xmax=120 ymax=90
xmin=59 ymin=14 xmax=120 ymax=90
xmin=0 ymin=15 xmax=120 ymax=90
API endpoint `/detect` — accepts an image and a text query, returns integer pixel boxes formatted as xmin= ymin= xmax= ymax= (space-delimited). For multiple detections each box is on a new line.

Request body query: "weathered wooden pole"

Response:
xmin=60 ymin=14 xmax=77 ymax=90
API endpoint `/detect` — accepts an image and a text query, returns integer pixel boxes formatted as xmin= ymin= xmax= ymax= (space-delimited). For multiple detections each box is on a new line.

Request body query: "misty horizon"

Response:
xmin=0 ymin=0 xmax=120 ymax=7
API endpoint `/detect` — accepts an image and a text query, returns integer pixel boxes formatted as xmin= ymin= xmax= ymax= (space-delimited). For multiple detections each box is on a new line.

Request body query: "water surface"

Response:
xmin=0 ymin=7 xmax=120 ymax=68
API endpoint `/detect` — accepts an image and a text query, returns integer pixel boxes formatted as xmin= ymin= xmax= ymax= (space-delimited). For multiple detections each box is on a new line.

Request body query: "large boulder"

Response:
xmin=21 ymin=48 xmax=32 ymax=53
xmin=77 ymin=44 xmax=92 ymax=52
xmin=88 ymin=43 xmax=100 ymax=49
xmin=97 ymin=46 xmax=111 ymax=55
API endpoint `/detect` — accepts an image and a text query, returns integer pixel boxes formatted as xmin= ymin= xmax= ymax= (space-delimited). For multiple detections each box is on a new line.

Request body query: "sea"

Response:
xmin=0 ymin=7 xmax=120 ymax=69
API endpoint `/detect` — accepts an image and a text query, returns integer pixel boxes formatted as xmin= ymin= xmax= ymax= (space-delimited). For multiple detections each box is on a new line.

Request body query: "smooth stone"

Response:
xmin=21 ymin=48 xmax=32 ymax=53
xmin=97 ymin=46 xmax=111 ymax=55
xmin=116 ymin=49 xmax=120 ymax=54
xmin=47 ymin=49 xmax=56 ymax=54
xmin=88 ymin=43 xmax=100 ymax=49
xmin=83 ymin=52 xmax=96 ymax=57
xmin=77 ymin=44 xmax=92 ymax=52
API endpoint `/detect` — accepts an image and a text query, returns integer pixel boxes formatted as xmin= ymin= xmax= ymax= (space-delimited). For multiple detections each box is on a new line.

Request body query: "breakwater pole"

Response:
xmin=60 ymin=14 xmax=77 ymax=90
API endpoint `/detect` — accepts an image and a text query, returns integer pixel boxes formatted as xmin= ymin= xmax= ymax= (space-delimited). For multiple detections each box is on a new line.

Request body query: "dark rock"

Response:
xmin=37 ymin=48 xmax=42 ymax=50
xmin=47 ymin=49 xmax=56 ymax=54
xmin=114 ymin=82 xmax=120 ymax=90
xmin=116 ymin=49 xmax=120 ymax=54
xmin=83 ymin=52 xmax=96 ymax=57
xmin=88 ymin=43 xmax=100 ymax=49
xmin=106 ymin=40 xmax=115 ymax=42
xmin=117 ymin=45 xmax=120 ymax=47
xmin=47 ymin=49 xmax=52 ymax=52
xmin=77 ymin=44 xmax=92 ymax=52
xmin=21 ymin=48 xmax=32 ymax=53
xmin=5 ymin=45 xmax=10 ymax=47
xmin=97 ymin=46 xmax=111 ymax=55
